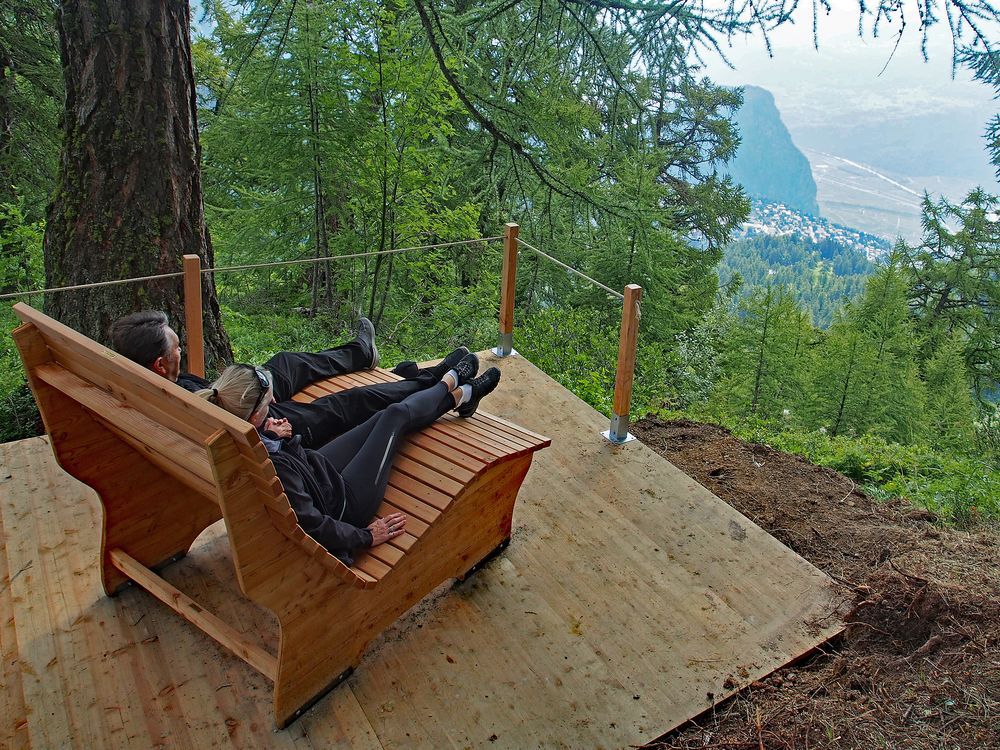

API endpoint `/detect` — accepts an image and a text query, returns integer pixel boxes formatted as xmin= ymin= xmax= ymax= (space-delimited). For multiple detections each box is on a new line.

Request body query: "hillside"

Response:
xmin=726 ymin=86 xmax=820 ymax=215
xmin=635 ymin=417 xmax=1000 ymax=750
xmin=735 ymin=200 xmax=891 ymax=260
xmin=719 ymin=232 xmax=875 ymax=328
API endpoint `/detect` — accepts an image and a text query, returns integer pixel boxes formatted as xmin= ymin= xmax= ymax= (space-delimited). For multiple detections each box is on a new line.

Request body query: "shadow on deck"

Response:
xmin=0 ymin=353 xmax=845 ymax=749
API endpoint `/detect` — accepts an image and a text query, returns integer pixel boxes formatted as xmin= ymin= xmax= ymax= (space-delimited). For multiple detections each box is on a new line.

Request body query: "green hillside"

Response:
xmin=719 ymin=234 xmax=875 ymax=328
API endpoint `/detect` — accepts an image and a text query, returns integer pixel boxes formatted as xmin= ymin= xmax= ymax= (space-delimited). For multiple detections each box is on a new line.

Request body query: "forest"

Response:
xmin=0 ymin=0 xmax=998 ymax=524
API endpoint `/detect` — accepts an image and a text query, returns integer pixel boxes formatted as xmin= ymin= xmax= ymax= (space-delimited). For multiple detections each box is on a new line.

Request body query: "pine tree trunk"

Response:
xmin=832 ymin=336 xmax=859 ymax=437
xmin=750 ymin=289 xmax=774 ymax=414
xmin=43 ymin=0 xmax=231 ymax=369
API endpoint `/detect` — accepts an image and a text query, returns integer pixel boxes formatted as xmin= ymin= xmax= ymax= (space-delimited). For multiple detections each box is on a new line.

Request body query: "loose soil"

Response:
xmin=632 ymin=417 xmax=1000 ymax=750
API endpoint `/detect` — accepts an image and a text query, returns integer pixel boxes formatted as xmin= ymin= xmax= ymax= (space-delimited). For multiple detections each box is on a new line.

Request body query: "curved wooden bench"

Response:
xmin=11 ymin=302 xmax=550 ymax=727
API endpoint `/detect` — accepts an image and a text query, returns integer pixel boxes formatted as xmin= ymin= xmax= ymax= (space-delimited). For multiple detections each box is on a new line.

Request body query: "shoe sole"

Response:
xmin=357 ymin=318 xmax=378 ymax=368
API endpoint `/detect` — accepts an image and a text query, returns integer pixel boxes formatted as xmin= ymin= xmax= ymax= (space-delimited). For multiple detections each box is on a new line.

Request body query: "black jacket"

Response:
xmin=177 ymin=371 xmax=373 ymax=562
xmin=177 ymin=372 xmax=210 ymax=392
xmin=266 ymin=436 xmax=373 ymax=565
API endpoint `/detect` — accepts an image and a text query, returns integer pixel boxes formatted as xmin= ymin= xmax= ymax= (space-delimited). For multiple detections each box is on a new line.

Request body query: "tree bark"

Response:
xmin=44 ymin=0 xmax=231 ymax=369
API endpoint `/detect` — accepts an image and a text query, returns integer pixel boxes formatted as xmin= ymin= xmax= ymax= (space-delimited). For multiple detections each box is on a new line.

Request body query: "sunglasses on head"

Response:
xmin=248 ymin=366 xmax=271 ymax=417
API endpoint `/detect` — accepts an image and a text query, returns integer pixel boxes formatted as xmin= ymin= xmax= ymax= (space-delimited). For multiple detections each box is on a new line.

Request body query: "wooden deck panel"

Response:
xmin=0 ymin=353 xmax=845 ymax=749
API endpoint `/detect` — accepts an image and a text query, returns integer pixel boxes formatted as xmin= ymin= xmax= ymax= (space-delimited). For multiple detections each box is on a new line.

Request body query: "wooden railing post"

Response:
xmin=493 ymin=223 xmax=519 ymax=357
xmin=603 ymin=284 xmax=642 ymax=445
xmin=183 ymin=254 xmax=205 ymax=378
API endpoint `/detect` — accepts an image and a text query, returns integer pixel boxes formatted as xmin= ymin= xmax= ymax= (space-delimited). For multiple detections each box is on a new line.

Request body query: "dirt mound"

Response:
xmin=633 ymin=417 xmax=1000 ymax=750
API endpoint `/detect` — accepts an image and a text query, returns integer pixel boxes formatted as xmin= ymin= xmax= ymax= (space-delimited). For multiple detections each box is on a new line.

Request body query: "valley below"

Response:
xmin=804 ymin=148 xmax=985 ymax=243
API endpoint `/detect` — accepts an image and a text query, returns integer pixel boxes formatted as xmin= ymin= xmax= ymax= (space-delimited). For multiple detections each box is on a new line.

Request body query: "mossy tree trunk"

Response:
xmin=43 ymin=0 xmax=231 ymax=369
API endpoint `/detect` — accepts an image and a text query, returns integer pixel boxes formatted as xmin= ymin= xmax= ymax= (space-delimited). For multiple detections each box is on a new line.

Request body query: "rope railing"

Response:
xmin=0 ymin=271 xmax=186 ymax=301
xmin=5 ymin=224 xmax=641 ymax=446
xmin=496 ymin=223 xmax=641 ymax=444
xmin=515 ymin=238 xmax=624 ymax=300
xmin=0 ymin=236 xmax=504 ymax=302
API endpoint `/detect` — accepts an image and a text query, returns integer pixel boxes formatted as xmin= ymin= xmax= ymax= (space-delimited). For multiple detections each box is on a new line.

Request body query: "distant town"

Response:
xmin=735 ymin=200 xmax=892 ymax=261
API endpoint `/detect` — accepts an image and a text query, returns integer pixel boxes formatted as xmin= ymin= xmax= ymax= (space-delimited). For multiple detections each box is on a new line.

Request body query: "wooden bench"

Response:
xmin=11 ymin=302 xmax=550 ymax=727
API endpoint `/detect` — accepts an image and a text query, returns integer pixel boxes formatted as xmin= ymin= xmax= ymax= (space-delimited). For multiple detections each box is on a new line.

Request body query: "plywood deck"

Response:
xmin=0 ymin=353 xmax=845 ymax=749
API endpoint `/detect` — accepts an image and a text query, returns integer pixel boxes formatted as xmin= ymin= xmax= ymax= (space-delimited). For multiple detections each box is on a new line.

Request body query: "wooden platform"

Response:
xmin=0 ymin=354 xmax=845 ymax=749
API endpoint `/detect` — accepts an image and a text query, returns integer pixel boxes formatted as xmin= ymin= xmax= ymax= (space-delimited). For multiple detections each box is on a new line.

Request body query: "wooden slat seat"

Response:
xmin=11 ymin=302 xmax=549 ymax=728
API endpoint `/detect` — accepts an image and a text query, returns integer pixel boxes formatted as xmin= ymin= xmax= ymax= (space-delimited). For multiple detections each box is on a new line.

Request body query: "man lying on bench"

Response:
xmin=108 ymin=310 xmax=468 ymax=448
xmin=197 ymin=357 xmax=501 ymax=564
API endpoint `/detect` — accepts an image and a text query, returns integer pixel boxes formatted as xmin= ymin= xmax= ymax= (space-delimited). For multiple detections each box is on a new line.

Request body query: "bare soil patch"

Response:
xmin=632 ymin=417 xmax=1000 ymax=750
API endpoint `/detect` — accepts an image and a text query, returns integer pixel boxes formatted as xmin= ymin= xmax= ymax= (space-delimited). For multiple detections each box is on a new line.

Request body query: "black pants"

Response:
xmin=263 ymin=345 xmax=439 ymax=449
xmin=263 ymin=342 xmax=371 ymax=402
xmin=316 ymin=382 xmax=455 ymax=526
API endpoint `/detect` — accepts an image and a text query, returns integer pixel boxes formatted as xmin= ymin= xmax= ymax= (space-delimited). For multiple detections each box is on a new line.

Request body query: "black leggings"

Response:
xmin=316 ymin=382 xmax=455 ymax=526
xmin=269 ymin=374 xmax=437 ymax=449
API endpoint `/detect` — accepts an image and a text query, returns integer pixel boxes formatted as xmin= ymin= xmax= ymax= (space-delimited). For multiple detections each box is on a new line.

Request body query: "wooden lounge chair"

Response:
xmin=11 ymin=302 xmax=550 ymax=727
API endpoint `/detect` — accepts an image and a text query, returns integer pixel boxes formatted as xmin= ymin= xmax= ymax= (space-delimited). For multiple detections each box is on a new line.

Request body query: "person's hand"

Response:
xmin=263 ymin=417 xmax=293 ymax=439
xmin=367 ymin=513 xmax=407 ymax=546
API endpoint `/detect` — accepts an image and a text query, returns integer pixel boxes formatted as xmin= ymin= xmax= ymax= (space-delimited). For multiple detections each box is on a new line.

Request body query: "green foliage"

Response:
xmin=958 ymin=48 xmax=1000 ymax=179
xmin=0 ymin=0 xmax=62 ymax=219
xmin=0 ymin=202 xmax=44 ymax=441
xmin=0 ymin=381 xmax=40 ymax=443
xmin=662 ymin=407 xmax=999 ymax=526
xmin=719 ymin=234 xmax=874 ymax=328
xmin=686 ymin=230 xmax=991 ymax=527
xmin=668 ymin=302 xmax=736 ymax=408
xmin=0 ymin=197 xmax=44 ymax=293
xmin=195 ymin=0 xmax=750 ymax=349
xmin=517 ymin=306 xmax=669 ymax=418
xmin=924 ymin=338 xmax=978 ymax=450
xmin=0 ymin=303 xmax=41 ymax=442
xmin=198 ymin=0 xmax=482 ymax=321
xmin=976 ymin=403 xmax=1000 ymax=463
xmin=712 ymin=285 xmax=812 ymax=421
xmin=900 ymin=190 xmax=1000 ymax=400
xmin=802 ymin=259 xmax=928 ymax=443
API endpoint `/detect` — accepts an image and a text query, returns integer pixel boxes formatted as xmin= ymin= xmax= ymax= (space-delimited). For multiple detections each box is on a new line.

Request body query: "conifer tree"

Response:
xmin=810 ymin=260 xmax=927 ymax=443
xmin=43 ymin=0 xmax=231 ymax=364
xmin=853 ymin=257 xmax=927 ymax=443
xmin=902 ymin=190 xmax=1000 ymax=399
xmin=809 ymin=309 xmax=871 ymax=437
xmin=0 ymin=0 xmax=60 ymax=221
xmin=924 ymin=338 xmax=978 ymax=451
xmin=713 ymin=284 xmax=812 ymax=421
xmin=197 ymin=0 xmax=483 ymax=322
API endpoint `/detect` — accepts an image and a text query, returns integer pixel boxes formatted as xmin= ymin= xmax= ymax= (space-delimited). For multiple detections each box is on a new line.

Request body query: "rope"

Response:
xmin=515 ymin=238 xmax=624 ymax=300
xmin=206 ymin=236 xmax=503 ymax=276
xmin=0 ymin=236 xmax=503 ymax=301
xmin=0 ymin=271 xmax=185 ymax=301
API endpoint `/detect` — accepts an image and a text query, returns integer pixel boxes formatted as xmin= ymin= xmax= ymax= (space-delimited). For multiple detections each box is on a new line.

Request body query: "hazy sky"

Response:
xmin=699 ymin=4 xmax=996 ymax=129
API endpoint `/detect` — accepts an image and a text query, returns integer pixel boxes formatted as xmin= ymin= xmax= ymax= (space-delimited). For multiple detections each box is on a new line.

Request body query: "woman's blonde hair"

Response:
xmin=196 ymin=364 xmax=273 ymax=421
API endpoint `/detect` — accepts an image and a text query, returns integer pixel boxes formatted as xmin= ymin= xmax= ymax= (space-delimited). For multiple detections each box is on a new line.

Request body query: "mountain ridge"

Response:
xmin=726 ymin=86 xmax=820 ymax=215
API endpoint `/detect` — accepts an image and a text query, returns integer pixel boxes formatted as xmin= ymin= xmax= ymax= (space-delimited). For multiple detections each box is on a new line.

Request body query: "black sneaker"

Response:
xmin=391 ymin=360 xmax=420 ymax=378
xmin=457 ymin=367 xmax=500 ymax=418
xmin=430 ymin=346 xmax=470 ymax=380
xmin=356 ymin=317 xmax=378 ymax=368
xmin=452 ymin=352 xmax=479 ymax=386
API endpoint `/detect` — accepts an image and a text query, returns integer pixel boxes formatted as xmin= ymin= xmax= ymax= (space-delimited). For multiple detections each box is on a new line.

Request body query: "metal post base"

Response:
xmin=601 ymin=429 xmax=637 ymax=445
xmin=492 ymin=331 xmax=517 ymax=358
xmin=602 ymin=413 xmax=637 ymax=445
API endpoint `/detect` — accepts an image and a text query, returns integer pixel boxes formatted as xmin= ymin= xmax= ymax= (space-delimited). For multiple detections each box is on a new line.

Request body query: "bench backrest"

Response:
xmin=11 ymin=303 xmax=366 ymax=592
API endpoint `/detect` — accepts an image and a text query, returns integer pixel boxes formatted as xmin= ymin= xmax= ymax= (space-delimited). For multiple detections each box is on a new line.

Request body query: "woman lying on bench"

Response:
xmin=198 ymin=354 xmax=500 ymax=565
